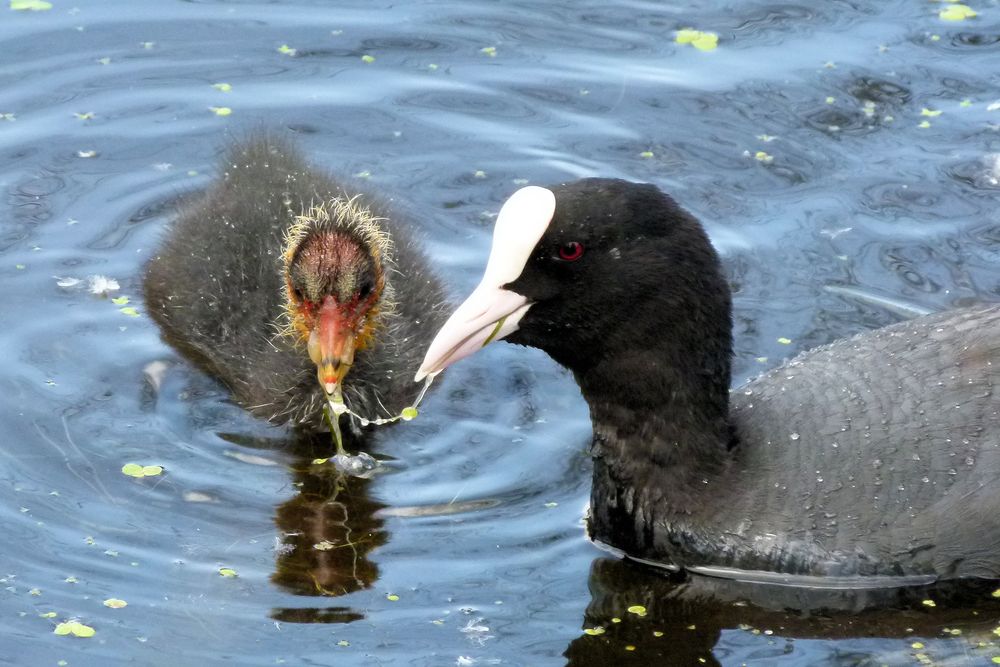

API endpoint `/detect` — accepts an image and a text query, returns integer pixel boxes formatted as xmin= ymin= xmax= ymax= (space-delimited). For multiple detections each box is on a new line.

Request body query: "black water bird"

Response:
xmin=418 ymin=178 xmax=1000 ymax=585
xmin=145 ymin=136 xmax=445 ymax=432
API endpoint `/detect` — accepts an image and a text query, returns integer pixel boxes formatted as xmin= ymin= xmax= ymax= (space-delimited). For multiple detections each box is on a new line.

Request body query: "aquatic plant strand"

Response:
xmin=324 ymin=373 xmax=436 ymax=453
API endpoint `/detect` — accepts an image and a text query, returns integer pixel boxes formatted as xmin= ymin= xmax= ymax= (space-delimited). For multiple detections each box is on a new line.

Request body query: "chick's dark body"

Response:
xmin=144 ymin=137 xmax=446 ymax=430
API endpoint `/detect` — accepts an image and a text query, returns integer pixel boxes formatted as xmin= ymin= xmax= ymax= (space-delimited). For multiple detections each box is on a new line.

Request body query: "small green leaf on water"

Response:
xmin=219 ymin=568 xmax=238 ymax=578
xmin=120 ymin=306 xmax=140 ymax=317
xmin=73 ymin=112 xmax=94 ymax=120
xmin=29 ymin=588 xmax=41 ymax=595
xmin=141 ymin=465 xmax=162 ymax=476
xmin=611 ymin=617 xmax=621 ymax=623
xmin=361 ymin=54 xmax=375 ymax=63
xmin=627 ymin=605 xmax=647 ymax=616
xmin=544 ymin=502 xmax=558 ymax=508
xmin=103 ymin=598 xmax=127 ymax=609
xmin=625 ymin=645 xmax=636 ymax=651
xmin=653 ymin=630 xmax=664 ymax=637
xmin=939 ymin=4 xmax=977 ymax=21
xmin=311 ymin=458 xmax=328 ymax=465
xmin=918 ymin=120 xmax=931 ymax=128
xmin=15 ymin=264 xmax=25 ymax=269
xmin=121 ymin=463 xmax=145 ymax=477
xmin=428 ymin=63 xmax=439 ymax=70
xmin=930 ymin=34 xmax=941 ymax=41
xmin=754 ymin=151 xmax=773 ymax=164
xmin=337 ymin=640 xmax=350 ymax=646
xmin=209 ymin=106 xmax=232 ymax=117
xmin=992 ymin=588 xmax=1000 ymax=598
xmin=111 ymin=296 xmax=129 ymax=305
xmin=640 ymin=151 xmax=654 ymax=159
xmin=474 ymin=170 xmax=486 ymax=179
xmin=40 ymin=612 xmax=57 ymax=618
xmin=480 ymin=46 xmax=497 ymax=57
xmin=11 ymin=1 xmax=53 ymax=10
xmin=922 ymin=599 xmax=936 ymax=607
xmin=386 ymin=594 xmax=399 ymax=601
xmin=54 ymin=621 xmax=95 ymax=637
xmin=912 ymin=642 xmax=925 ymax=649
xmin=64 ymin=576 xmax=77 ymax=584
xmin=277 ymin=44 xmax=297 ymax=56
xmin=825 ymin=96 xmax=835 ymax=104
xmin=583 ymin=627 xmax=605 ymax=635
xmin=921 ymin=108 xmax=942 ymax=117
xmin=777 ymin=337 xmax=792 ymax=345
xmin=400 ymin=406 xmax=418 ymax=421
xmin=992 ymin=657 xmax=1000 ymax=665
xmin=212 ymin=82 xmax=232 ymax=92
xmin=960 ymin=99 xmax=972 ymax=107
xmin=97 ymin=57 xmax=111 ymax=66
xmin=675 ymin=29 xmax=718 ymax=51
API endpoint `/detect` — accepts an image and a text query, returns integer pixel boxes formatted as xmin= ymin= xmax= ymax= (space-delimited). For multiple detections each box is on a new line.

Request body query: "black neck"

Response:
xmin=575 ymin=303 xmax=734 ymax=559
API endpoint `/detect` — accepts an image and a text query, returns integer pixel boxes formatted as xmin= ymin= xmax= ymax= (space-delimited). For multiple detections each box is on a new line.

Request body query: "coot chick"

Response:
xmin=144 ymin=136 xmax=445 ymax=432
xmin=418 ymin=179 xmax=1000 ymax=585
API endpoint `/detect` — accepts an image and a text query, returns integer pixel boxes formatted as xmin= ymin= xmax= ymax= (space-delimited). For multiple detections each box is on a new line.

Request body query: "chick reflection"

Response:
xmin=271 ymin=435 xmax=387 ymax=600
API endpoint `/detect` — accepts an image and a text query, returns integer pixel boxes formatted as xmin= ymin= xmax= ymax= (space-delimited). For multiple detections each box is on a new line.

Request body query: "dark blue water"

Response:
xmin=2 ymin=1 xmax=999 ymax=665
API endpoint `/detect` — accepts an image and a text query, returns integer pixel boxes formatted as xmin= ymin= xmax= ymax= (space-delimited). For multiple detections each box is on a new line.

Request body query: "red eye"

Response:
xmin=557 ymin=241 xmax=584 ymax=261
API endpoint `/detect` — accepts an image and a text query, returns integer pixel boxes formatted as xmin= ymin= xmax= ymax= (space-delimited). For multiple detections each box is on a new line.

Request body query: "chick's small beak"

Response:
xmin=307 ymin=296 xmax=358 ymax=395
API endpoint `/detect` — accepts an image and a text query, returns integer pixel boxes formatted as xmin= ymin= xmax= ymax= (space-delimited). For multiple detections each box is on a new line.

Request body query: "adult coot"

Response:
xmin=417 ymin=179 xmax=1000 ymax=585
xmin=145 ymin=136 xmax=445 ymax=432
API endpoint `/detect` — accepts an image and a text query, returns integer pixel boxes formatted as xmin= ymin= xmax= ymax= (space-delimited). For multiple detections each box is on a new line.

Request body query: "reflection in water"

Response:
xmin=565 ymin=558 xmax=1000 ymax=666
xmin=269 ymin=434 xmax=388 ymax=622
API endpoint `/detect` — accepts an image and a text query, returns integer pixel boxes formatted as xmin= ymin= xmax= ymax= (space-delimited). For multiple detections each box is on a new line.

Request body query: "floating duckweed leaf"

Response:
xmin=627 ymin=605 xmax=647 ymax=616
xmin=960 ymin=99 xmax=972 ymax=107
xmin=911 ymin=641 xmax=925 ymax=649
xmin=120 ymin=306 xmax=140 ymax=317
xmin=41 ymin=611 xmax=57 ymax=618
xmin=432 ymin=619 xmax=445 ymax=625
xmin=757 ymin=134 xmax=776 ymax=142
xmin=97 ymin=57 xmax=111 ymax=65
xmin=73 ymin=112 xmax=94 ymax=120
xmin=103 ymin=598 xmax=127 ymax=609
xmin=428 ymin=63 xmax=439 ymax=70
xmin=825 ymin=96 xmax=835 ymax=104
xmin=111 ymin=296 xmax=129 ymax=305
xmin=121 ymin=463 xmax=161 ymax=477
xmin=640 ymin=151 xmax=654 ymax=158
xmin=54 ymin=621 xmax=95 ymax=637
xmin=611 ymin=617 xmax=621 ymax=623
xmin=930 ymin=34 xmax=941 ymax=41
xmin=361 ymin=54 xmax=375 ymax=63
xmin=474 ymin=170 xmax=486 ymax=179
xmin=386 ymin=594 xmax=399 ymax=601
xmin=922 ymin=599 xmax=936 ymax=607
xmin=544 ymin=502 xmax=558 ymax=508
xmin=918 ymin=120 xmax=931 ymax=129
xmin=992 ymin=657 xmax=1000 ymax=665
xmin=480 ymin=46 xmax=497 ymax=56
xmin=141 ymin=41 xmax=155 ymax=49
xmin=77 ymin=150 xmax=97 ymax=158
xmin=337 ymin=640 xmax=350 ymax=646
xmin=209 ymin=106 xmax=232 ymax=117
xmin=64 ymin=576 xmax=77 ymax=583
xmin=29 ymin=588 xmax=41 ymax=595
xmin=11 ymin=0 xmax=53 ymax=10
xmin=675 ymin=29 xmax=718 ymax=51
xmin=121 ymin=463 xmax=144 ymax=477
xmin=15 ymin=263 xmax=25 ymax=269
xmin=653 ymin=630 xmax=664 ymax=637
xmin=754 ymin=151 xmax=773 ymax=164
xmin=583 ymin=627 xmax=605 ymax=636
xmin=992 ymin=588 xmax=1000 ymax=598
xmin=777 ymin=337 xmax=792 ymax=345
xmin=400 ymin=406 xmax=418 ymax=421
xmin=939 ymin=4 xmax=977 ymax=21
xmin=921 ymin=108 xmax=942 ymax=117
xmin=219 ymin=568 xmax=238 ymax=578
xmin=625 ymin=645 xmax=636 ymax=651
xmin=212 ymin=83 xmax=232 ymax=92
xmin=277 ymin=44 xmax=297 ymax=56
xmin=312 ymin=458 xmax=328 ymax=465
